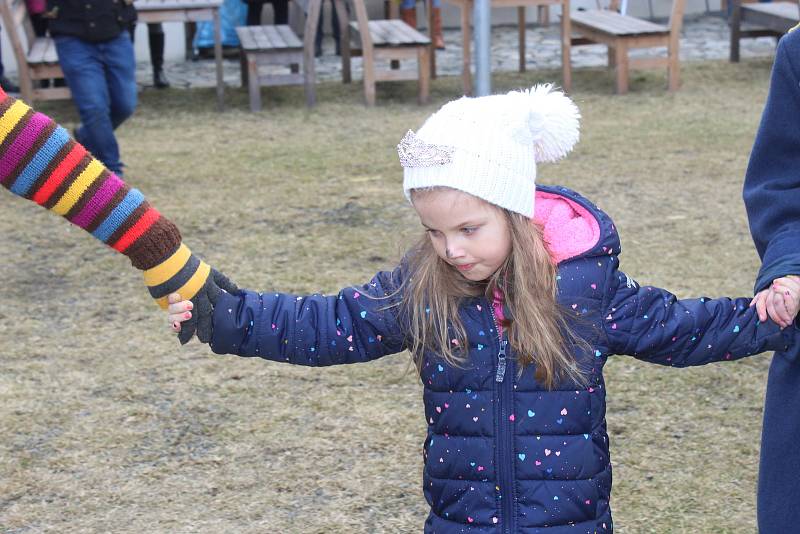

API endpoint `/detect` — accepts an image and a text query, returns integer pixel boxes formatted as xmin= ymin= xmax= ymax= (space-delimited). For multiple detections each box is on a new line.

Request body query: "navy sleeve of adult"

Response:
xmin=743 ymin=30 xmax=800 ymax=292
xmin=603 ymin=269 xmax=796 ymax=366
xmin=208 ymin=266 xmax=408 ymax=365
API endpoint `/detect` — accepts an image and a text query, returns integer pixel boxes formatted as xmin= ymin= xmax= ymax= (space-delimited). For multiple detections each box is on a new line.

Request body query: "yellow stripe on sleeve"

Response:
xmin=51 ymin=158 xmax=105 ymax=215
xmin=0 ymin=100 xmax=31 ymax=145
xmin=143 ymin=243 xmax=192 ymax=287
xmin=154 ymin=261 xmax=210 ymax=309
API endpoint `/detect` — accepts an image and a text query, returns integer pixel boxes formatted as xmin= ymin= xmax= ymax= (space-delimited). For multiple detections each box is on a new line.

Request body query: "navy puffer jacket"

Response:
xmin=210 ymin=185 xmax=795 ymax=533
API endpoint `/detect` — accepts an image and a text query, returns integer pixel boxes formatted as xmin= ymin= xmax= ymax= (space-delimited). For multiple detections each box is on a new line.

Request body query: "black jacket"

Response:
xmin=46 ymin=0 xmax=136 ymax=42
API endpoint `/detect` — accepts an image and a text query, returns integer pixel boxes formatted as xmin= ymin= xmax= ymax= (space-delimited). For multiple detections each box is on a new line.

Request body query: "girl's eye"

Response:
xmin=426 ymin=229 xmax=442 ymax=238
xmin=461 ymin=227 xmax=477 ymax=235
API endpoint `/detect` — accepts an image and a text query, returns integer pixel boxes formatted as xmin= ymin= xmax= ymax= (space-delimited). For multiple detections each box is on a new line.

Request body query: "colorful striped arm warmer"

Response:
xmin=0 ymin=88 xmax=236 ymax=343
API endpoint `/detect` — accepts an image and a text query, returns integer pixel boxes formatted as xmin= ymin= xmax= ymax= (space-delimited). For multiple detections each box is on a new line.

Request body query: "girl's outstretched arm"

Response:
xmin=0 ymin=87 xmax=235 ymax=344
xmin=190 ymin=266 xmax=408 ymax=366
xmin=602 ymin=268 xmax=797 ymax=367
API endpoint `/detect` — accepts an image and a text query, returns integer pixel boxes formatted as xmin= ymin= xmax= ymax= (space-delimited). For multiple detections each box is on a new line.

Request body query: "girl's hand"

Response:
xmin=167 ymin=293 xmax=193 ymax=334
xmin=751 ymin=275 xmax=800 ymax=328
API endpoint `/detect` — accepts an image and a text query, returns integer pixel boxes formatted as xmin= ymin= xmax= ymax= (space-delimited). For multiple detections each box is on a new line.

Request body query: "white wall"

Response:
xmin=1 ymin=0 xmax=724 ymax=77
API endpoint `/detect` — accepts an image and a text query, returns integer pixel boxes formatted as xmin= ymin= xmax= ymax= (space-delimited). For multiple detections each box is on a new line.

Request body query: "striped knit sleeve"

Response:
xmin=0 ymin=87 xmax=210 ymax=310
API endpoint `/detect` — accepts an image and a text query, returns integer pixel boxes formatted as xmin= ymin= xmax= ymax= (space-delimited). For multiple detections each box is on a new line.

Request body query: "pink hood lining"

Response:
xmin=532 ymin=191 xmax=601 ymax=264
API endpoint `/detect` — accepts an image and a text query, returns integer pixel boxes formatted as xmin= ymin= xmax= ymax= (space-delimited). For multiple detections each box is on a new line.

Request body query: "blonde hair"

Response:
xmin=398 ymin=194 xmax=586 ymax=389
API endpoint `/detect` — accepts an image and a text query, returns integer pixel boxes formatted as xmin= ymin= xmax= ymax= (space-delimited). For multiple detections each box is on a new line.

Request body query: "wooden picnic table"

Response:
xmin=135 ymin=0 xmax=225 ymax=110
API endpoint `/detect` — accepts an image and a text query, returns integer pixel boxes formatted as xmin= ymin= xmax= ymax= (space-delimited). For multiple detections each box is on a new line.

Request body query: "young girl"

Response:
xmin=158 ymin=85 xmax=799 ymax=532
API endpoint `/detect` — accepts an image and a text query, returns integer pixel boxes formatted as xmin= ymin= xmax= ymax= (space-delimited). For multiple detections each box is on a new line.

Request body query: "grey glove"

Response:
xmin=178 ymin=268 xmax=239 ymax=345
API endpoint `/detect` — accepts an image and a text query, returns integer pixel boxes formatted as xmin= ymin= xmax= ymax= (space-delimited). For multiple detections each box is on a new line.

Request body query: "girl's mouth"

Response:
xmin=455 ymin=263 xmax=474 ymax=271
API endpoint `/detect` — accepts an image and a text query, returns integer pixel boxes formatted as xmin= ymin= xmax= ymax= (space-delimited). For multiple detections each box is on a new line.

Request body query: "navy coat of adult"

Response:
xmin=743 ymin=26 xmax=800 ymax=534
xmin=211 ymin=185 xmax=794 ymax=533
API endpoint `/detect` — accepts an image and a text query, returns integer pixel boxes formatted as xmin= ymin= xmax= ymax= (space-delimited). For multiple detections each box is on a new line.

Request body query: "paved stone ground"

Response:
xmin=139 ymin=13 xmax=779 ymax=89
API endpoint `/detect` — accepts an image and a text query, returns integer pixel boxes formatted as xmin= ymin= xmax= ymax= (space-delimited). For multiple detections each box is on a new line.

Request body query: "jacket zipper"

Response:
xmin=489 ymin=300 xmax=515 ymax=534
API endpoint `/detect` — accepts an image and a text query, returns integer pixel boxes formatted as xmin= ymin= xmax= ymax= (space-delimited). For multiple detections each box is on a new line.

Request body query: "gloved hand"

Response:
xmin=168 ymin=268 xmax=239 ymax=344
xmin=141 ymin=244 xmax=239 ymax=343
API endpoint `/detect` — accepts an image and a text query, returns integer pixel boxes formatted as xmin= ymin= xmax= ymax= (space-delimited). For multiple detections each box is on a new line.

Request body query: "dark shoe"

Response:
xmin=153 ymin=69 xmax=170 ymax=89
xmin=315 ymin=44 xmax=323 ymax=58
xmin=0 ymin=76 xmax=19 ymax=93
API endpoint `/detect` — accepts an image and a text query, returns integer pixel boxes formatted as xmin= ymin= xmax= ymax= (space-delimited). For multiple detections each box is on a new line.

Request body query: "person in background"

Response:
xmin=0 ymin=24 xmax=21 ymax=92
xmin=245 ymin=0 xmax=288 ymax=26
xmin=25 ymin=0 xmax=68 ymax=88
xmin=46 ymin=0 xmax=138 ymax=176
xmin=26 ymin=0 xmax=48 ymax=36
xmin=314 ymin=0 xmax=342 ymax=57
xmin=399 ymin=0 xmax=443 ymax=49
xmin=131 ymin=23 xmax=171 ymax=89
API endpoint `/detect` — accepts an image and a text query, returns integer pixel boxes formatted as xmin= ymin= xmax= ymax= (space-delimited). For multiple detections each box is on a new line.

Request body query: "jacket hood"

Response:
xmin=534 ymin=185 xmax=621 ymax=265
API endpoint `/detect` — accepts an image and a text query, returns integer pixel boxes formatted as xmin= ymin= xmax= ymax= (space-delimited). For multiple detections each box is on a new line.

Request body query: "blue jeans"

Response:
xmin=54 ymin=31 xmax=137 ymax=175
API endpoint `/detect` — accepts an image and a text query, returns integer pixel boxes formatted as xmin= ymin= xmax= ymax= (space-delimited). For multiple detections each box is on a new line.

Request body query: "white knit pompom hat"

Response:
xmin=398 ymin=84 xmax=580 ymax=218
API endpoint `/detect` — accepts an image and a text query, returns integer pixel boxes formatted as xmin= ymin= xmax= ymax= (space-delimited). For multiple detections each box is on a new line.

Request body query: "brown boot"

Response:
xmin=400 ymin=7 xmax=417 ymax=28
xmin=432 ymin=7 xmax=444 ymax=49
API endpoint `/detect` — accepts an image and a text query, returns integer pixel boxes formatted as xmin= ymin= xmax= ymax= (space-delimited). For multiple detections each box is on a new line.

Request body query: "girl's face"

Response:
xmin=412 ymin=188 xmax=512 ymax=282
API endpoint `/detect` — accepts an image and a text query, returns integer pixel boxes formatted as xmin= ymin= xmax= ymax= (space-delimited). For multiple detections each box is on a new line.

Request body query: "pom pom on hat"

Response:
xmin=508 ymin=84 xmax=581 ymax=163
xmin=400 ymin=84 xmax=580 ymax=218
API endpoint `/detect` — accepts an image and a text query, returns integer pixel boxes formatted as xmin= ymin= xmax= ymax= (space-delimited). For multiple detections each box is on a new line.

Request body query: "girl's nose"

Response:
xmin=445 ymin=242 xmax=465 ymax=259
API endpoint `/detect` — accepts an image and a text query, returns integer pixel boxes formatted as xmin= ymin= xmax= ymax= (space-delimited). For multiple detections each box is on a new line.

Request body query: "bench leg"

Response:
xmin=613 ymin=44 xmax=629 ymax=95
xmin=667 ymin=45 xmax=680 ymax=92
xmin=428 ymin=2 xmax=436 ymax=79
xmin=518 ymin=7 xmax=526 ymax=73
xmin=363 ymin=48 xmax=377 ymax=106
xmin=334 ymin=0 xmax=351 ymax=83
xmin=247 ymin=57 xmax=262 ymax=112
xmin=418 ymin=45 xmax=431 ymax=105
xmin=560 ymin=2 xmax=571 ymax=94
xmin=19 ymin=73 xmax=36 ymax=105
xmin=240 ymin=53 xmax=248 ymax=88
xmin=460 ymin=5 xmax=472 ymax=95
xmin=303 ymin=35 xmax=317 ymax=108
xmin=730 ymin=1 xmax=742 ymax=62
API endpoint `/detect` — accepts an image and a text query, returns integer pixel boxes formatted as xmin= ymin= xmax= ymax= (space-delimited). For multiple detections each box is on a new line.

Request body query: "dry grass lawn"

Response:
xmin=0 ymin=58 xmax=778 ymax=533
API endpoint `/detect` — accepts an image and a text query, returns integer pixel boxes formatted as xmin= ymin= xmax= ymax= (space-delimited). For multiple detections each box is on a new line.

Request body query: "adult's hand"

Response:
xmin=167 ymin=268 xmax=239 ymax=344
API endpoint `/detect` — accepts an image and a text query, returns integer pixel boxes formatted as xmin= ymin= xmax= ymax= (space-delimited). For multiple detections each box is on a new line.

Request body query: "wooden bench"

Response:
xmin=339 ymin=0 xmax=431 ymax=105
xmin=0 ymin=0 xmax=70 ymax=103
xmin=570 ymin=0 xmax=686 ymax=94
xmin=730 ymin=0 xmax=799 ymax=62
xmin=234 ymin=0 xmax=320 ymax=112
